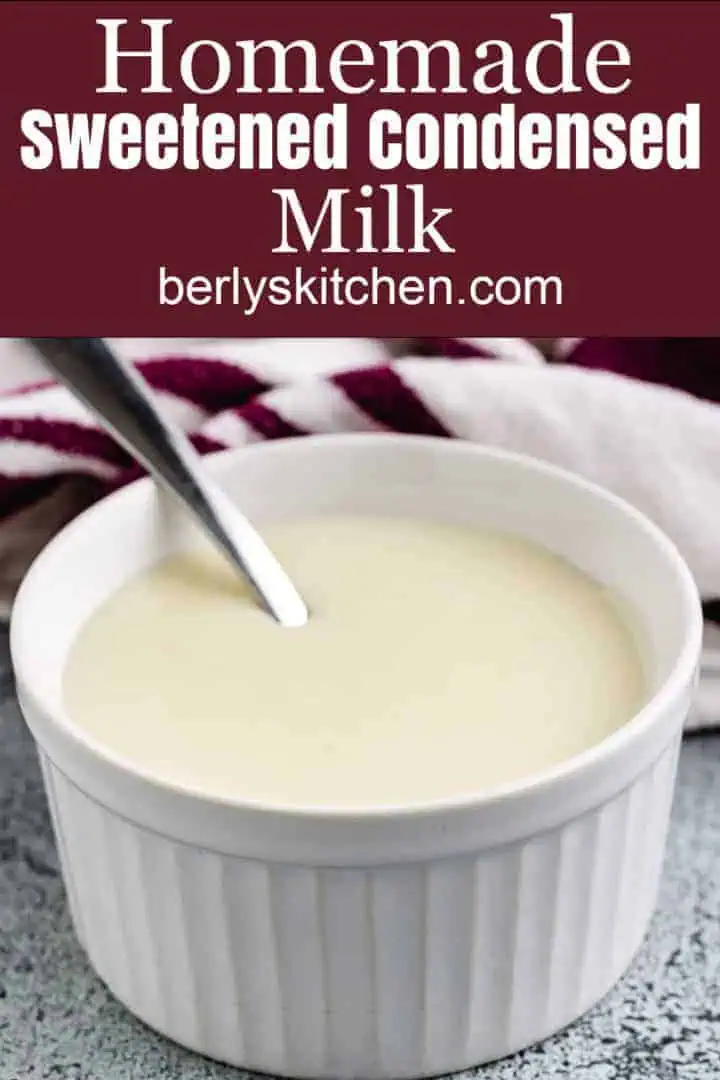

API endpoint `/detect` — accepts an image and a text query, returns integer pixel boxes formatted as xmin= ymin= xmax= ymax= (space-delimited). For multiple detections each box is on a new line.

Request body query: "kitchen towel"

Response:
xmin=0 ymin=335 xmax=717 ymax=728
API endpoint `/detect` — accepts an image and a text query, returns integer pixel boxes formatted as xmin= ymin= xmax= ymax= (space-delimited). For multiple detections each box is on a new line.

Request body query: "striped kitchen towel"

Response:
xmin=1 ymin=335 xmax=719 ymax=728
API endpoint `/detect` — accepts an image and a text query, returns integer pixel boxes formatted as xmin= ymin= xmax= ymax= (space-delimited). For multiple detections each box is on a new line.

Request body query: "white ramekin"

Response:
xmin=11 ymin=436 xmax=702 ymax=1079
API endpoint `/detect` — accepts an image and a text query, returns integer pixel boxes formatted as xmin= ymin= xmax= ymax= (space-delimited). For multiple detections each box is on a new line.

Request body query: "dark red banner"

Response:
xmin=0 ymin=1 xmax=717 ymax=335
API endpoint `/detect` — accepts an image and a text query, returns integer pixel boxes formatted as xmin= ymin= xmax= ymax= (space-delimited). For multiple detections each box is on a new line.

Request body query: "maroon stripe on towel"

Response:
xmin=238 ymin=402 xmax=308 ymax=440
xmin=190 ymin=432 xmax=229 ymax=455
xmin=565 ymin=338 xmax=720 ymax=405
xmin=0 ymin=418 xmax=129 ymax=465
xmin=136 ymin=358 xmax=270 ymax=413
xmin=416 ymin=338 xmax=493 ymax=360
xmin=333 ymin=366 xmax=451 ymax=436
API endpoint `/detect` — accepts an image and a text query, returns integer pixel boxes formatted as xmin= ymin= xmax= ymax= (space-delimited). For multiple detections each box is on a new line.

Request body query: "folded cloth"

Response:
xmin=0 ymin=335 xmax=718 ymax=729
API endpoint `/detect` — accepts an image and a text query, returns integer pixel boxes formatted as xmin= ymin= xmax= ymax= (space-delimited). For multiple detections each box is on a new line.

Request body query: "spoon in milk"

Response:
xmin=25 ymin=337 xmax=309 ymax=629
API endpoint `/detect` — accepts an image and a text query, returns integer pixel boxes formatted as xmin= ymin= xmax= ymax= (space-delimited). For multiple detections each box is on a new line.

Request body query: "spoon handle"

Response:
xmin=25 ymin=338 xmax=308 ymax=628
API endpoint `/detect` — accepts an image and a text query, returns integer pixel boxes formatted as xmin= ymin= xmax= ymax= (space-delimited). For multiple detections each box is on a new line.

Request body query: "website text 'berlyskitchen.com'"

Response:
xmin=159 ymin=266 xmax=563 ymax=314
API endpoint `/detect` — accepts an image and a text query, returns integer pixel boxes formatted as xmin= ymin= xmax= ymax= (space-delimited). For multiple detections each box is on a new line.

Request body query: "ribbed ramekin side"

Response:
xmin=40 ymin=734 xmax=681 ymax=1079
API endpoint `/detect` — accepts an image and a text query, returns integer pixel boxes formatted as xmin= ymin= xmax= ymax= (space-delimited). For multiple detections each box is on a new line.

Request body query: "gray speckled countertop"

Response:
xmin=1 ymin=624 xmax=719 ymax=1080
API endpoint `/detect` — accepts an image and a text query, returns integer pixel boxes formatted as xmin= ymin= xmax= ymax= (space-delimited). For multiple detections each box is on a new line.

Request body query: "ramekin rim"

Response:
xmin=10 ymin=434 xmax=704 ymax=825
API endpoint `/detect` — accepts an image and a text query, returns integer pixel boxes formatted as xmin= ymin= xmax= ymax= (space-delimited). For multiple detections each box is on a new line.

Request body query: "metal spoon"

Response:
xmin=25 ymin=337 xmax=309 ymax=628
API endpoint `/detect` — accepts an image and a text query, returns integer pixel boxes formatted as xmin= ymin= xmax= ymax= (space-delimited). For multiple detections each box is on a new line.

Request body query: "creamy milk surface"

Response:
xmin=64 ymin=516 xmax=645 ymax=808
